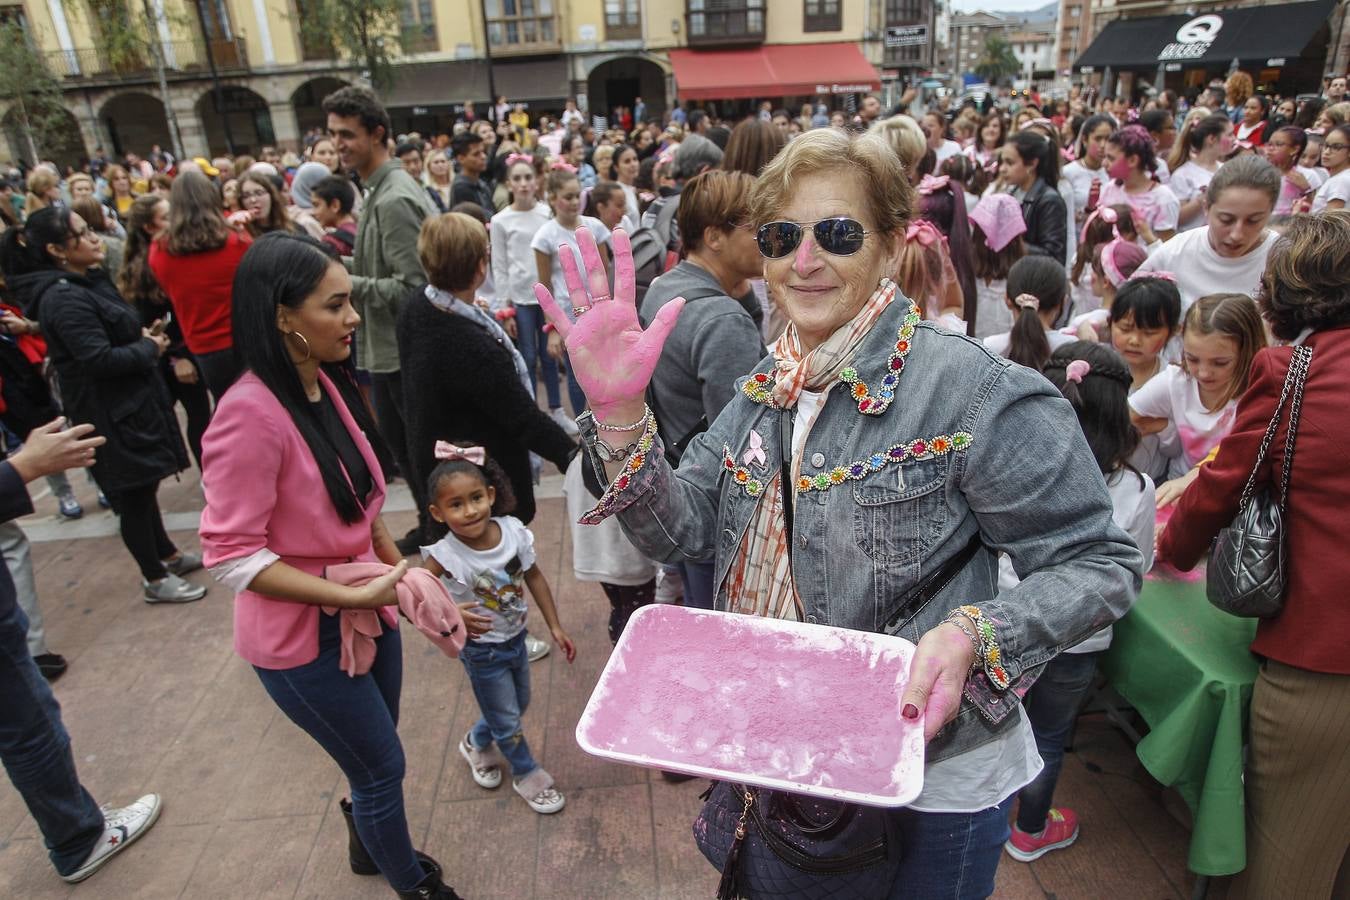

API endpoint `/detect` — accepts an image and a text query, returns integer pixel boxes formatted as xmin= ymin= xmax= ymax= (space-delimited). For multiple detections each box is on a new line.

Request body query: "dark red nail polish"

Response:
xmin=902 ymin=703 xmax=919 ymax=719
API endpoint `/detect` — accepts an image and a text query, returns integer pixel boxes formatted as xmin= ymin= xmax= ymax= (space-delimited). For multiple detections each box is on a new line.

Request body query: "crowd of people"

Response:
xmin=0 ymin=71 xmax=1345 ymax=899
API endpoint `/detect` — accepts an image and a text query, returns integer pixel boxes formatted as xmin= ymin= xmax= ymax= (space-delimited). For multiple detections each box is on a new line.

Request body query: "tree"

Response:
xmin=295 ymin=0 xmax=405 ymax=91
xmin=975 ymin=34 xmax=1020 ymax=85
xmin=0 ymin=21 xmax=72 ymax=164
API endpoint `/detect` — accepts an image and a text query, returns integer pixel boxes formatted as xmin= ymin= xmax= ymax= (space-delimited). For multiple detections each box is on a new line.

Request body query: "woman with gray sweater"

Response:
xmin=638 ymin=170 xmax=766 ymax=608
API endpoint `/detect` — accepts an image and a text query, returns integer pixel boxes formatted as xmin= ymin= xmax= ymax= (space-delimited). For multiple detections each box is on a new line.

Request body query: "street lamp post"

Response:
xmin=478 ymin=0 xmax=498 ymax=123
xmin=192 ymin=0 xmax=235 ymax=154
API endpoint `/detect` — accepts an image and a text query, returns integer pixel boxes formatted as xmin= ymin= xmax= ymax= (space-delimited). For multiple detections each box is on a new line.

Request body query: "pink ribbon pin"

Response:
xmin=742 ymin=431 xmax=766 ymax=469
xmin=434 ymin=441 xmax=486 ymax=465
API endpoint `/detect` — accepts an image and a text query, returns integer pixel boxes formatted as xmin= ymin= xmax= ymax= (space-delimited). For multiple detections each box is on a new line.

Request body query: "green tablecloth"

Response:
xmin=1099 ymin=578 xmax=1259 ymax=877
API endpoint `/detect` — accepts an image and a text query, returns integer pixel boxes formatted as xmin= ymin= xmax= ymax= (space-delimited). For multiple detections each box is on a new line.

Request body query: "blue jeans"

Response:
xmin=677 ymin=559 xmax=717 ymax=610
xmin=888 ymin=799 xmax=1012 ymax=899
xmin=1015 ymin=650 xmax=1099 ymax=833
xmin=515 ymin=304 xmax=562 ymax=410
xmin=253 ymin=613 xmax=424 ymax=891
xmin=0 ymin=595 xmax=103 ymax=876
xmin=460 ymin=631 xmax=537 ymax=778
xmin=561 ymin=350 xmax=587 ymax=417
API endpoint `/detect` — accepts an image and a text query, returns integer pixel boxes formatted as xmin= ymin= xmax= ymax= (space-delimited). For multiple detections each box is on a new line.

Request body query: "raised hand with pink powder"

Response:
xmin=532 ymin=227 xmax=684 ymax=428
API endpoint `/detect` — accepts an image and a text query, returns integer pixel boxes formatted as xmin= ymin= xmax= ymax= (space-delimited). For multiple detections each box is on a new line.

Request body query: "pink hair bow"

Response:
xmin=434 ymin=441 xmax=486 ymax=465
xmin=917 ymin=174 xmax=950 ymax=195
xmin=741 ymin=430 xmax=766 ymax=468
xmin=505 ymin=152 xmax=534 ymax=166
xmin=1079 ymin=205 xmax=1119 ymax=243
xmin=1065 ymin=360 xmax=1092 ymax=384
xmin=549 ymin=160 xmax=578 ymax=173
xmin=1135 ymin=270 xmax=1177 ymax=283
xmin=906 ymin=219 xmax=941 ymax=247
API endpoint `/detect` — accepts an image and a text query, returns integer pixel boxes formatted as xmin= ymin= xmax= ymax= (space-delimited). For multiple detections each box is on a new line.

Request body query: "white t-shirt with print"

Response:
xmin=1128 ymin=364 xmax=1237 ymax=478
xmin=422 ymin=516 xmax=536 ymax=643
xmin=530 ymin=215 xmax=612 ymax=304
xmin=1099 ymin=180 xmax=1181 ymax=233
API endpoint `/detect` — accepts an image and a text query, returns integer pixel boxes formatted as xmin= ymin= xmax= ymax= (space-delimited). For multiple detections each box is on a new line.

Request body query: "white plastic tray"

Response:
xmin=575 ymin=604 xmax=925 ymax=808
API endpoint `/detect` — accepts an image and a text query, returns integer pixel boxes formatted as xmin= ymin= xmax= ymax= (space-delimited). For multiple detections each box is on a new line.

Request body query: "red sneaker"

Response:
xmin=1004 ymin=807 xmax=1080 ymax=862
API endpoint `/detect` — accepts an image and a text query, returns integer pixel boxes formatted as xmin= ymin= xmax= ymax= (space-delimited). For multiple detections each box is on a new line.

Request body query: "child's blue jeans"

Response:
xmin=461 ymin=631 xmax=537 ymax=778
xmin=1015 ymin=650 xmax=1100 ymax=833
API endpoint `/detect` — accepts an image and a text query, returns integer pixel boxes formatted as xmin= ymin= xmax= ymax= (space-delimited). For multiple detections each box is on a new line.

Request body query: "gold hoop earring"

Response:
xmin=288 ymin=331 xmax=312 ymax=362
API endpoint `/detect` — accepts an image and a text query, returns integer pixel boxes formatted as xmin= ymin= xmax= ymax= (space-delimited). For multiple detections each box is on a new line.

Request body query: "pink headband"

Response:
xmin=917 ymin=174 xmax=950 ymax=195
xmin=1065 ymin=360 xmax=1091 ymax=384
xmin=1099 ymin=238 xmax=1128 ymax=288
xmin=549 ymin=160 xmax=577 ymax=173
xmin=434 ymin=442 xmax=486 ymax=465
xmin=505 ymin=152 xmax=534 ymax=167
xmin=1080 ymin=204 xmax=1119 ymax=243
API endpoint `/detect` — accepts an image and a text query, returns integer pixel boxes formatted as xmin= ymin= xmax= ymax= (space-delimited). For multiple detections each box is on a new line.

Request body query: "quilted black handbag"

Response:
xmin=693 ymin=781 xmax=901 ymax=900
xmin=1207 ymin=345 xmax=1312 ymax=618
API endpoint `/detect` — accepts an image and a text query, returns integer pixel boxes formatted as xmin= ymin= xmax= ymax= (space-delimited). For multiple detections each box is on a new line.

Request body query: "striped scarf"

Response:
xmin=729 ymin=279 xmax=897 ymax=620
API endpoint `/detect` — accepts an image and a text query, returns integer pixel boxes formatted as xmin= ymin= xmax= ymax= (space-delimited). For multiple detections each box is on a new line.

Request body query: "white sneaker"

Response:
xmin=513 ymin=769 xmax=565 ymax=814
xmin=525 ymin=633 xmax=550 ymax=662
xmin=143 ymin=574 xmax=207 ymax=604
xmin=60 ymin=793 xmax=162 ymax=884
xmin=550 ymin=408 xmax=580 ymax=438
xmin=459 ymin=732 xmax=502 ymax=789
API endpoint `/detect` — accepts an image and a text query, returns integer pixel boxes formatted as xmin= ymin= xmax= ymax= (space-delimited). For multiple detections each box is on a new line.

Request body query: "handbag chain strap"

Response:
xmin=1276 ymin=345 xmax=1312 ymax=512
xmin=1238 ymin=345 xmax=1312 ymax=509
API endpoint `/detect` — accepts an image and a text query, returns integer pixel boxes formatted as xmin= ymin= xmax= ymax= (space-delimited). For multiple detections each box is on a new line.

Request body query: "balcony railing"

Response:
xmin=686 ymin=1 xmax=766 ymax=47
xmin=487 ymin=13 xmax=562 ymax=55
xmin=43 ymin=38 xmax=249 ymax=83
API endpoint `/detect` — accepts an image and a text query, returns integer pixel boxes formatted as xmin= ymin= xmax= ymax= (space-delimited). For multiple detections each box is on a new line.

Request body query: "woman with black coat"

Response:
xmin=1000 ymin=130 xmax=1069 ymax=265
xmin=397 ymin=212 xmax=574 ymax=541
xmin=0 ymin=207 xmax=204 ymax=604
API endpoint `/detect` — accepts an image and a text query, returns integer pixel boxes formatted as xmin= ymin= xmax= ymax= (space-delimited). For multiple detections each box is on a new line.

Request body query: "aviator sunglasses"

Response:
xmin=756 ymin=217 xmax=873 ymax=259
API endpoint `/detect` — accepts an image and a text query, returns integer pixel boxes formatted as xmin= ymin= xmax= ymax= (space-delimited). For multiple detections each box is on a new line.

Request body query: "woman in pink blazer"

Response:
xmin=199 ymin=233 xmax=463 ymax=900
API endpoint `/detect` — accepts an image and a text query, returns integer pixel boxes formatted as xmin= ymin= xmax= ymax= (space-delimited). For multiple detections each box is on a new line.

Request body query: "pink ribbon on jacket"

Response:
xmin=917 ymin=173 xmax=950 ymax=195
xmin=322 ymin=563 xmax=467 ymax=677
xmin=741 ymin=430 xmax=766 ymax=468
xmin=434 ymin=441 xmax=486 ymax=465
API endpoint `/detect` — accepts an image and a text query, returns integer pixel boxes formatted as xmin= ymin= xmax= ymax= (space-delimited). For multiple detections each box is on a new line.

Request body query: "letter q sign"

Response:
xmin=1175 ymin=14 xmax=1223 ymax=44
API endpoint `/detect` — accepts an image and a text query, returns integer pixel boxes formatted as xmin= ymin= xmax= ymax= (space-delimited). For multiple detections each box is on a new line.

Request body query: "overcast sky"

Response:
xmin=948 ymin=0 xmax=1053 ymax=12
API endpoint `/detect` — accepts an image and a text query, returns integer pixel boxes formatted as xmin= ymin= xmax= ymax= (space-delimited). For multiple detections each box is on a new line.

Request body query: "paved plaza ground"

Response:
xmin=0 ymin=468 xmax=1230 ymax=899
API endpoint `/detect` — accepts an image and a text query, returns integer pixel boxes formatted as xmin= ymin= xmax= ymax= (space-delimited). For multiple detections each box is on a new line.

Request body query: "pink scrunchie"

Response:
xmin=323 ymin=563 xmax=467 ymax=677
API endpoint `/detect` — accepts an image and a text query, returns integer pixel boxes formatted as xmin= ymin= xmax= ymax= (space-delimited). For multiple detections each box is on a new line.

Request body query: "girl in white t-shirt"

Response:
xmin=1166 ymin=112 xmax=1232 ymax=230
xmin=491 ymin=158 xmax=562 ymax=419
xmin=1099 ymin=125 xmax=1181 ymax=241
xmin=1129 ymin=292 xmax=1267 ymax=481
xmin=532 ymin=168 xmax=611 ymax=416
xmin=1003 ymin=341 xmax=1154 ymax=863
xmin=1062 ymin=114 xmax=1115 ymax=227
xmin=982 ymin=255 xmax=1074 ymax=371
xmin=421 ymin=445 xmax=576 ymax=815
xmin=1310 ymin=124 xmax=1350 ymax=213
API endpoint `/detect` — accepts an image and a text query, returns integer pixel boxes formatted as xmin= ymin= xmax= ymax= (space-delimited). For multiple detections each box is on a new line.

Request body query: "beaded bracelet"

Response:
xmin=941 ymin=615 xmax=981 ymax=667
xmin=945 ymin=605 xmax=1010 ymax=690
xmin=594 ymin=404 xmax=652 ymax=433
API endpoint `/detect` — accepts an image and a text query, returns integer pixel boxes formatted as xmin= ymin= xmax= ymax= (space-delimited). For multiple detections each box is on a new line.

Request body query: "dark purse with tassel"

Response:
xmin=693 ymin=781 xmax=902 ymax=900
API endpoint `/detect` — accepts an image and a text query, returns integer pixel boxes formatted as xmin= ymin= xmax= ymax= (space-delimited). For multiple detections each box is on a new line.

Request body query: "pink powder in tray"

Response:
xmin=575 ymin=605 xmax=925 ymax=807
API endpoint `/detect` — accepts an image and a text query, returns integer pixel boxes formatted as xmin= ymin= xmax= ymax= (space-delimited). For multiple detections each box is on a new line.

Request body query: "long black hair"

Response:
xmin=1008 ymin=129 xmax=1060 ymax=187
xmin=0 ymin=205 xmax=74 ymax=278
xmin=1043 ymin=341 xmax=1142 ymax=485
xmin=231 ymin=231 xmax=387 ymax=524
xmin=1004 ymin=255 xmax=1067 ymax=371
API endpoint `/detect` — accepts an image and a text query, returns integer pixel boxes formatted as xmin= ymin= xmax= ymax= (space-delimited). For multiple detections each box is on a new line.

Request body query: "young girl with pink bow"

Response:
xmin=419 ymin=441 xmax=576 ymax=815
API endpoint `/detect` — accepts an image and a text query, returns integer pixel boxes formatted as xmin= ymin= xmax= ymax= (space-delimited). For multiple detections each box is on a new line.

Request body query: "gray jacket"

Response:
xmin=639 ymin=261 xmax=766 ymax=448
xmin=584 ymin=297 xmax=1143 ymax=762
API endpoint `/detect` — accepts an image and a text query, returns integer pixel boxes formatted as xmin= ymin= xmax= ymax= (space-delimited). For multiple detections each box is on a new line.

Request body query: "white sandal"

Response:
xmin=513 ymin=767 xmax=565 ymax=814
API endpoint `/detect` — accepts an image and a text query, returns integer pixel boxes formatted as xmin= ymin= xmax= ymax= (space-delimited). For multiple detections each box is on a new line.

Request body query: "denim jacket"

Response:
xmin=581 ymin=297 xmax=1143 ymax=763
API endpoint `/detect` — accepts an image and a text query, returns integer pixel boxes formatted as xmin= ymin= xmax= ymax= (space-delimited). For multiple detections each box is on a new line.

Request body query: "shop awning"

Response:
xmin=1074 ymin=0 xmax=1333 ymax=71
xmin=669 ymin=43 xmax=880 ymax=101
xmin=384 ymin=58 xmax=569 ymax=109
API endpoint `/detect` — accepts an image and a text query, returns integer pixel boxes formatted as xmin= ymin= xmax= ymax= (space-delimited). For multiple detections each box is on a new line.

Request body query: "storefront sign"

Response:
xmin=816 ymin=83 xmax=875 ymax=94
xmin=1158 ymin=14 xmax=1224 ymax=61
xmin=885 ymin=25 xmax=929 ymax=47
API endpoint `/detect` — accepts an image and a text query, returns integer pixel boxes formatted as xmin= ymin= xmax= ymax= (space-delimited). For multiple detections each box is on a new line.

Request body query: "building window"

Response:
xmin=401 ymin=0 xmax=436 ymax=53
xmin=688 ymin=0 xmax=766 ymax=41
xmin=885 ymin=0 xmax=923 ymax=24
xmin=605 ymin=0 xmax=641 ymax=39
xmin=485 ymin=0 xmax=558 ymax=49
xmin=804 ymin=0 xmax=840 ymax=31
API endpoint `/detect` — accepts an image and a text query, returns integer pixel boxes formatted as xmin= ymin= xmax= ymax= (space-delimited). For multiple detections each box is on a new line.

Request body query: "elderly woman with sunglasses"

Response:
xmin=536 ymin=128 xmax=1142 ymax=898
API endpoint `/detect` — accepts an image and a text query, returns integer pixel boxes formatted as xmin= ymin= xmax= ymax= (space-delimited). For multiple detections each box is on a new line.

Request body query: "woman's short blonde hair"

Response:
xmin=750 ymin=128 xmax=913 ymax=236
xmin=867 ymin=114 xmax=927 ymax=173
xmin=677 ymin=170 xmax=756 ymax=253
xmin=418 ymin=212 xmax=487 ymax=294
xmin=67 ymin=173 xmax=94 ymax=192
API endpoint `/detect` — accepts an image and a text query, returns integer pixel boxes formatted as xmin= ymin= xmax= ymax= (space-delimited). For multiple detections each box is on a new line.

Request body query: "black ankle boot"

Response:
xmin=340 ymin=798 xmax=442 ymax=881
xmin=394 ymin=856 xmax=463 ymax=899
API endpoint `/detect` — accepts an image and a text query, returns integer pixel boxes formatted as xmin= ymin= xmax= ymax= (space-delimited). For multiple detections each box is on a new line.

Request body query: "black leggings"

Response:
xmin=601 ymin=580 xmax=656 ymax=644
xmin=106 ymin=483 xmax=177 ymax=581
xmin=165 ymin=366 xmax=212 ymax=469
xmin=195 ymin=347 xmax=242 ymax=403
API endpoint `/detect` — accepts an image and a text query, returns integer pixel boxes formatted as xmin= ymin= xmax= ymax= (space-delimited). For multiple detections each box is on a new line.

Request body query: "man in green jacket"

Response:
xmin=322 ymin=86 xmax=434 ymax=521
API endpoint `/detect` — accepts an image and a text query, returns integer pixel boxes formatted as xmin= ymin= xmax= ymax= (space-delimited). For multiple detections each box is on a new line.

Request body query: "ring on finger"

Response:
xmin=572 ymin=305 xmax=590 ymax=317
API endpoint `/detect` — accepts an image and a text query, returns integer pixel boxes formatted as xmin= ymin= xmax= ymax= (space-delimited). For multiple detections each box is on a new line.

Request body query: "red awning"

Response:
xmin=669 ymin=43 xmax=880 ymax=101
